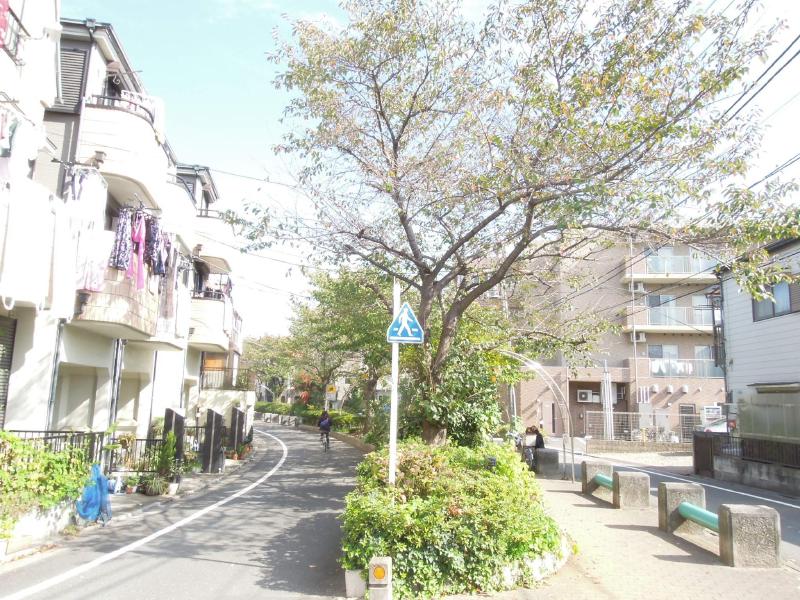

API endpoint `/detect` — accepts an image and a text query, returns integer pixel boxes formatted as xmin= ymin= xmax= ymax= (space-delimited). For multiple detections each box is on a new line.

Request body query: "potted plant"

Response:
xmin=125 ymin=474 xmax=140 ymax=494
xmin=143 ymin=473 xmax=167 ymax=496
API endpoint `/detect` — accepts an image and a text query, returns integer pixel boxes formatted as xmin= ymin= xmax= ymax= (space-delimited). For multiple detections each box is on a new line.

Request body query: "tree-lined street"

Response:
xmin=0 ymin=427 xmax=361 ymax=600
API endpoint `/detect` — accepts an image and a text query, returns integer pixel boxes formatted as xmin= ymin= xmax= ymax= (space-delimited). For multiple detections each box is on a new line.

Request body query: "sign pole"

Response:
xmin=388 ymin=279 xmax=400 ymax=485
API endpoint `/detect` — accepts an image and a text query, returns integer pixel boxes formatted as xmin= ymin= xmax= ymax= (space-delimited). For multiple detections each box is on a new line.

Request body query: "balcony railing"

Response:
xmin=85 ymin=94 xmax=155 ymax=125
xmin=645 ymin=255 xmax=716 ymax=275
xmin=197 ymin=208 xmax=223 ymax=219
xmin=645 ymin=306 xmax=713 ymax=327
xmin=2 ymin=8 xmax=26 ymax=62
xmin=167 ymin=174 xmax=197 ymax=206
xmin=200 ymin=368 xmax=253 ymax=391
xmin=640 ymin=358 xmax=723 ymax=378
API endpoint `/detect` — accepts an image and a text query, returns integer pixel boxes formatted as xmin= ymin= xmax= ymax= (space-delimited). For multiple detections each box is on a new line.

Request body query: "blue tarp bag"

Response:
xmin=76 ymin=464 xmax=112 ymax=525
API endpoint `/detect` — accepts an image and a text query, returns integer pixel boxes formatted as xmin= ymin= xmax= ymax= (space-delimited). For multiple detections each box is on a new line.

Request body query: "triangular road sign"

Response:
xmin=386 ymin=302 xmax=424 ymax=344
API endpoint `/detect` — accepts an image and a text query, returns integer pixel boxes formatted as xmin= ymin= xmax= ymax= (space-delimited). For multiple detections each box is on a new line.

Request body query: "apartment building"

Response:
xmin=0 ymin=14 xmax=250 ymax=437
xmin=516 ymin=241 xmax=725 ymax=440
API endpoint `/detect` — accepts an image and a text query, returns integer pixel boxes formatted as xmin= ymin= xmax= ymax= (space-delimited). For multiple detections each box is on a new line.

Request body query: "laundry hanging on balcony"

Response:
xmin=109 ymin=207 xmax=133 ymax=270
xmin=69 ymin=168 xmax=110 ymax=294
xmin=0 ymin=110 xmax=44 ymax=183
xmin=126 ymin=210 xmax=147 ymax=290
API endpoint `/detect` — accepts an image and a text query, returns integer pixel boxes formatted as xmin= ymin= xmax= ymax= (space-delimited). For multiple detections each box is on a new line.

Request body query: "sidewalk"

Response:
xmin=107 ymin=456 xmax=251 ymax=521
xmin=448 ymin=473 xmax=800 ymax=599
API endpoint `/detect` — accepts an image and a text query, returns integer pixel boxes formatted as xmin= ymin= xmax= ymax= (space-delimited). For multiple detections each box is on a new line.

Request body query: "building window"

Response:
xmin=647 ymin=344 xmax=678 ymax=359
xmin=752 ymin=282 xmax=796 ymax=321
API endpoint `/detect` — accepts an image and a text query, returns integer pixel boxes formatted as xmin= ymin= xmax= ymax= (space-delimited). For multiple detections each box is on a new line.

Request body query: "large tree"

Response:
xmin=238 ymin=0 xmax=798 ymax=438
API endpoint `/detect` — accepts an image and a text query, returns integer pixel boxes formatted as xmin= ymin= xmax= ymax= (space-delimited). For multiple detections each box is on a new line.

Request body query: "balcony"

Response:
xmin=77 ymin=94 xmax=170 ymax=209
xmin=1 ymin=8 xmax=26 ymax=64
xmin=622 ymin=254 xmax=717 ymax=284
xmin=200 ymin=368 xmax=253 ymax=391
xmin=0 ymin=178 xmax=55 ymax=310
xmin=623 ymin=306 xmax=714 ymax=333
xmin=189 ymin=287 xmax=234 ymax=353
xmin=629 ymin=358 xmax=723 ymax=379
xmin=72 ymin=256 xmax=160 ymax=341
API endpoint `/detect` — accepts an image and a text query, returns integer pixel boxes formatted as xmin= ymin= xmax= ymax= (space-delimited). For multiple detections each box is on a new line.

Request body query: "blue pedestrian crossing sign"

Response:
xmin=387 ymin=302 xmax=424 ymax=344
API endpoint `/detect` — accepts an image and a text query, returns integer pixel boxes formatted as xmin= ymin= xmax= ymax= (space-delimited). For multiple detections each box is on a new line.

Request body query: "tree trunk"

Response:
xmin=422 ymin=420 xmax=447 ymax=446
xmin=363 ymin=373 xmax=378 ymax=434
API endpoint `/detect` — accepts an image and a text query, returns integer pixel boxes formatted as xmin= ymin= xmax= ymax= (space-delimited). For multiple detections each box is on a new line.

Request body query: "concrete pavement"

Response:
xmin=0 ymin=425 xmax=362 ymax=600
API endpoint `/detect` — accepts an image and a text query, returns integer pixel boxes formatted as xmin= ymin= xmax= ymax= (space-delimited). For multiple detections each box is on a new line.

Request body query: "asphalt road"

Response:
xmin=0 ymin=425 xmax=362 ymax=600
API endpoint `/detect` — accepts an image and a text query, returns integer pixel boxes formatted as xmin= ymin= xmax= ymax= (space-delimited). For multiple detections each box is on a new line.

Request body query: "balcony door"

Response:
xmin=648 ymin=344 xmax=678 ymax=376
xmin=647 ymin=294 xmax=676 ymax=325
xmin=692 ymin=295 xmax=711 ymax=325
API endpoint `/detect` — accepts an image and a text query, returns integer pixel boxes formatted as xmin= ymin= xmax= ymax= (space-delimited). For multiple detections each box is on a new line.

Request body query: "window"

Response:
xmin=648 ymin=344 xmax=678 ymax=359
xmin=752 ymin=282 xmax=798 ymax=321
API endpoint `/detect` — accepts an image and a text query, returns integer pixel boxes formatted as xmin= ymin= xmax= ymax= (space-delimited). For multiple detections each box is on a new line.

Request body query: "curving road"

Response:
xmin=0 ymin=425 xmax=362 ymax=600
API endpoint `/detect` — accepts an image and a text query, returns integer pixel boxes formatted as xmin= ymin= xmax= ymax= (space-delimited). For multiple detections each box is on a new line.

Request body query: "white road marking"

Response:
xmin=576 ymin=449 xmax=800 ymax=510
xmin=1 ymin=429 xmax=287 ymax=600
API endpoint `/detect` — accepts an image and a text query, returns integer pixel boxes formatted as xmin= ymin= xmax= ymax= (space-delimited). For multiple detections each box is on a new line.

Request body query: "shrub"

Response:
xmin=341 ymin=441 xmax=561 ymax=598
xmin=0 ymin=432 xmax=92 ymax=539
xmin=254 ymin=401 xmax=292 ymax=415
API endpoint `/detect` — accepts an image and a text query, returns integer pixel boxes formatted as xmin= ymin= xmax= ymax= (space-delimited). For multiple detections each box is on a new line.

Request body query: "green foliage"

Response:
xmin=255 ymin=401 xmax=292 ymax=415
xmin=155 ymin=432 xmax=177 ymax=479
xmin=0 ymin=432 xmax=91 ymax=539
xmin=341 ymin=441 xmax=561 ymax=598
xmin=142 ymin=473 xmax=168 ymax=496
xmin=235 ymin=0 xmax=798 ymax=447
xmin=411 ymin=339 xmax=502 ymax=447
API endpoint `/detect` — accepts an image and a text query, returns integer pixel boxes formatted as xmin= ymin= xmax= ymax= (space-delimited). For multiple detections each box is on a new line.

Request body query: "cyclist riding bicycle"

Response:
xmin=318 ymin=410 xmax=333 ymax=448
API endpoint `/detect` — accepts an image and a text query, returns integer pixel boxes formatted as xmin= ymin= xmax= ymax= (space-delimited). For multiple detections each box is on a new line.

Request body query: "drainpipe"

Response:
xmin=45 ymin=318 xmax=67 ymax=429
xmin=108 ymin=338 xmax=126 ymax=429
xmin=146 ymin=350 xmax=158 ymax=436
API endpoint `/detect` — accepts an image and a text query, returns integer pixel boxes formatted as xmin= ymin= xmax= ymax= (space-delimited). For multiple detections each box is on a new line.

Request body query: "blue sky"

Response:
xmin=63 ymin=0 xmax=342 ymax=173
xmin=62 ymin=1 xmax=800 ymax=337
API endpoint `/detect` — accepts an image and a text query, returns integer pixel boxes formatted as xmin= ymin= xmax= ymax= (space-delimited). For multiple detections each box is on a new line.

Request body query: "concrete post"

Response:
xmin=581 ymin=461 xmax=613 ymax=502
xmin=613 ymin=471 xmax=650 ymax=509
xmin=368 ymin=556 xmax=392 ymax=600
xmin=658 ymin=482 xmax=705 ymax=535
xmin=533 ymin=448 xmax=560 ymax=476
xmin=718 ymin=504 xmax=781 ymax=568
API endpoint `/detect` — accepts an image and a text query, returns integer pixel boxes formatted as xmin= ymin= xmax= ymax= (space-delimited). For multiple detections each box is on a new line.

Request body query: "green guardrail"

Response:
xmin=594 ymin=472 xmax=613 ymax=490
xmin=678 ymin=501 xmax=719 ymax=533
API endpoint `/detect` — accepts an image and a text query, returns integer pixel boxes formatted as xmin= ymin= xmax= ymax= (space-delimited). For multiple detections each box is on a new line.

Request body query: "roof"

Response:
xmin=717 ymin=238 xmax=800 ymax=274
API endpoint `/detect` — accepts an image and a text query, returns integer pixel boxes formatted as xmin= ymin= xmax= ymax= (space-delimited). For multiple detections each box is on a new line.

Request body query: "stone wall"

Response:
xmin=586 ymin=439 xmax=693 ymax=453
xmin=713 ymin=455 xmax=800 ymax=496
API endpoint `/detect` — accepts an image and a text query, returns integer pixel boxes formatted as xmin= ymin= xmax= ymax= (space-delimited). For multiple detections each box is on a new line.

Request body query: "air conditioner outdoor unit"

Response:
xmin=629 ymin=281 xmax=646 ymax=294
xmin=630 ymin=331 xmax=646 ymax=343
xmin=577 ymin=389 xmax=593 ymax=403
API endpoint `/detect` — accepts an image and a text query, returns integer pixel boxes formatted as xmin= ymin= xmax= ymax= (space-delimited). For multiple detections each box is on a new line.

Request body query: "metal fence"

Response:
xmin=108 ymin=437 xmax=166 ymax=473
xmin=584 ymin=411 xmax=701 ymax=443
xmin=5 ymin=430 xmax=105 ymax=466
xmin=711 ymin=434 xmax=800 ymax=469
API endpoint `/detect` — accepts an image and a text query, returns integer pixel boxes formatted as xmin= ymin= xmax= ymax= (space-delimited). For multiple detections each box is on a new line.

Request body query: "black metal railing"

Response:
xmin=6 ymin=430 xmax=105 ymax=466
xmin=167 ymin=174 xmax=197 ymax=206
xmin=192 ymin=287 xmax=228 ymax=300
xmin=711 ymin=434 xmax=800 ymax=469
xmin=108 ymin=437 xmax=165 ymax=473
xmin=2 ymin=8 xmax=27 ymax=62
xmin=85 ymin=94 xmax=155 ymax=125
xmin=200 ymin=368 xmax=253 ymax=391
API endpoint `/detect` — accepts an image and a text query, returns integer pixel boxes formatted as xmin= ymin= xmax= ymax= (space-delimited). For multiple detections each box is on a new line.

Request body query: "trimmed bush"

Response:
xmin=254 ymin=401 xmax=292 ymax=415
xmin=341 ymin=440 xmax=561 ymax=598
xmin=0 ymin=432 xmax=91 ymax=539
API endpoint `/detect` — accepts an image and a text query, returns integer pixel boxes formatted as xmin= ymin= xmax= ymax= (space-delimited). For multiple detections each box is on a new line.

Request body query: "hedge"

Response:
xmin=0 ymin=432 xmax=91 ymax=539
xmin=255 ymin=402 xmax=363 ymax=434
xmin=341 ymin=440 xmax=561 ymax=598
